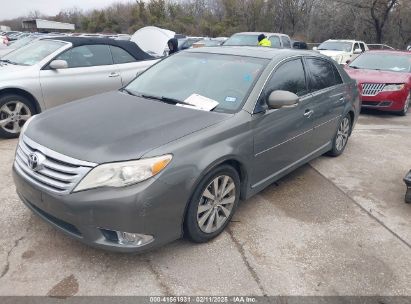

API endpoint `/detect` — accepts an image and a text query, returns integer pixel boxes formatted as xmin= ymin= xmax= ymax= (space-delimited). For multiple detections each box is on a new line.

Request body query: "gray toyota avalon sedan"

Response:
xmin=13 ymin=47 xmax=360 ymax=252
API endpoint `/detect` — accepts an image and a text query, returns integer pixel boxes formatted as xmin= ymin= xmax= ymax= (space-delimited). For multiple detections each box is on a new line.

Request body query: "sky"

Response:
xmin=0 ymin=0 xmax=134 ymax=20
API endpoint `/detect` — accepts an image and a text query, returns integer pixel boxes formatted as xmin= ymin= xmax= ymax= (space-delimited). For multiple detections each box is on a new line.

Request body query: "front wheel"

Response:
xmin=184 ymin=165 xmax=240 ymax=243
xmin=397 ymin=92 xmax=410 ymax=116
xmin=327 ymin=114 xmax=352 ymax=157
xmin=0 ymin=94 xmax=35 ymax=138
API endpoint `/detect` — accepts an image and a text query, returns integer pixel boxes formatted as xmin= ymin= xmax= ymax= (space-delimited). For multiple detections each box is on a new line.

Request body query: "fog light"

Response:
xmin=116 ymin=231 xmax=154 ymax=246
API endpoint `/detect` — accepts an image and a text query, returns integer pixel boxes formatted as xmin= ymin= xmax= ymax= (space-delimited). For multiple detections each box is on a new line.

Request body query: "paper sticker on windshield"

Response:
xmin=183 ymin=94 xmax=219 ymax=111
xmin=225 ymin=96 xmax=237 ymax=102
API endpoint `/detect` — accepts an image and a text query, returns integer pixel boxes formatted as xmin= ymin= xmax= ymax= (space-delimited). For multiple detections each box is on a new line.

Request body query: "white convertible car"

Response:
xmin=0 ymin=37 xmax=158 ymax=137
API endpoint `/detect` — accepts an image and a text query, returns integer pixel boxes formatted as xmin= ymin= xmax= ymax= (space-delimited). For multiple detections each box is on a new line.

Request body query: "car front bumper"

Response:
xmin=13 ymin=165 xmax=187 ymax=252
xmin=360 ymin=88 xmax=409 ymax=112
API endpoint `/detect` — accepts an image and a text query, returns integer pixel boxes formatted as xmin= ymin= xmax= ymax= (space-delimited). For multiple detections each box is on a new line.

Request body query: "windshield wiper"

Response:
xmin=0 ymin=59 xmax=18 ymax=65
xmin=141 ymin=94 xmax=192 ymax=107
xmin=121 ymin=88 xmax=137 ymax=96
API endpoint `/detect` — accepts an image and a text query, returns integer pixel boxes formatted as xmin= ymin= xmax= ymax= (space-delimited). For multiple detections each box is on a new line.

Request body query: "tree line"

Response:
xmin=1 ymin=0 xmax=410 ymax=48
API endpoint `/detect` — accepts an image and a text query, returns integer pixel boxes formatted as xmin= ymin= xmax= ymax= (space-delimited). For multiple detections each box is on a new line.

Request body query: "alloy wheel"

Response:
xmin=197 ymin=175 xmax=236 ymax=234
xmin=335 ymin=117 xmax=350 ymax=151
xmin=0 ymin=101 xmax=32 ymax=134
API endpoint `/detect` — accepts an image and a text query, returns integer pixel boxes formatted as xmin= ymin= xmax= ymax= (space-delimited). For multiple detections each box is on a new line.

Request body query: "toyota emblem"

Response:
xmin=28 ymin=152 xmax=45 ymax=171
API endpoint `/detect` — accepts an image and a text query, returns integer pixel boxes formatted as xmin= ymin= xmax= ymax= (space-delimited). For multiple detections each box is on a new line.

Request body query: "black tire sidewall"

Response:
xmin=328 ymin=114 xmax=352 ymax=157
xmin=0 ymin=94 xmax=35 ymax=138
xmin=184 ymin=165 xmax=240 ymax=243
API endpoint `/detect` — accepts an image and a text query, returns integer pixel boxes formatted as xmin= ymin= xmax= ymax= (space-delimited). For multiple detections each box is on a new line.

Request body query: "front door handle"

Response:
xmin=304 ymin=109 xmax=314 ymax=118
xmin=109 ymin=72 xmax=120 ymax=78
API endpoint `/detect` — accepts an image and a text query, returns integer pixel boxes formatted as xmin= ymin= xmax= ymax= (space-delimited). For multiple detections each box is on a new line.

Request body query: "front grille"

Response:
xmin=362 ymin=83 xmax=385 ymax=96
xmin=14 ymin=135 xmax=97 ymax=195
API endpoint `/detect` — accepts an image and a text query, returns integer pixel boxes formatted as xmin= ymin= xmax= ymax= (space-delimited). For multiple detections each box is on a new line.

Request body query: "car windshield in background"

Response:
xmin=2 ymin=40 xmax=65 ymax=66
xmin=350 ymin=53 xmax=411 ymax=73
xmin=126 ymin=52 xmax=268 ymax=113
xmin=318 ymin=41 xmax=352 ymax=52
xmin=224 ymin=34 xmax=259 ymax=46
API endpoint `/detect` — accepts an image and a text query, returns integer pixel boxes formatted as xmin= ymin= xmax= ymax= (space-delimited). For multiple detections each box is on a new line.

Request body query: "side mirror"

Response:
xmin=267 ymin=90 xmax=299 ymax=109
xmin=312 ymin=46 xmax=318 ymax=51
xmin=49 ymin=60 xmax=68 ymax=70
xmin=353 ymin=48 xmax=362 ymax=54
xmin=345 ymin=59 xmax=351 ymax=65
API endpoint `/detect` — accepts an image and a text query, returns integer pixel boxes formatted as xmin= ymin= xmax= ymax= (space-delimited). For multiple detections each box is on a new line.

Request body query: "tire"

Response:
xmin=406 ymin=188 xmax=411 ymax=204
xmin=397 ymin=92 xmax=410 ymax=116
xmin=184 ymin=165 xmax=240 ymax=243
xmin=327 ymin=114 xmax=352 ymax=157
xmin=0 ymin=94 xmax=35 ymax=139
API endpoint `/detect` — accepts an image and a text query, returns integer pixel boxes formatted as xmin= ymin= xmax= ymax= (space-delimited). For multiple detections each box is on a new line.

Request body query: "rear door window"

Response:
xmin=281 ymin=36 xmax=291 ymax=48
xmin=269 ymin=36 xmax=281 ymax=48
xmin=110 ymin=46 xmax=135 ymax=64
xmin=306 ymin=58 xmax=342 ymax=91
xmin=55 ymin=45 xmax=113 ymax=68
xmin=359 ymin=43 xmax=366 ymax=52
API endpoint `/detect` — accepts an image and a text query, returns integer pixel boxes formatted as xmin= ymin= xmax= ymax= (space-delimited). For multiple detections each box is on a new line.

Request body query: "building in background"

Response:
xmin=22 ymin=19 xmax=75 ymax=32
xmin=0 ymin=25 xmax=11 ymax=31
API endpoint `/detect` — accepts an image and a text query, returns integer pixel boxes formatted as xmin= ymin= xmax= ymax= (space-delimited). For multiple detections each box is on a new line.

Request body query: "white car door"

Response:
xmin=39 ymin=44 xmax=123 ymax=109
xmin=109 ymin=45 xmax=157 ymax=86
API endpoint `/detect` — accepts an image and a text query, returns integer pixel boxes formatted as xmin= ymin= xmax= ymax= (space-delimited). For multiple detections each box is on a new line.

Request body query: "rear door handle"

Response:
xmin=109 ymin=72 xmax=120 ymax=78
xmin=304 ymin=109 xmax=314 ymax=118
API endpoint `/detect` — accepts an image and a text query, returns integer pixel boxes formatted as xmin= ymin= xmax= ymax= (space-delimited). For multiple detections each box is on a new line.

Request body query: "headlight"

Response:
xmin=382 ymin=84 xmax=405 ymax=92
xmin=73 ymin=154 xmax=172 ymax=192
xmin=19 ymin=115 xmax=36 ymax=138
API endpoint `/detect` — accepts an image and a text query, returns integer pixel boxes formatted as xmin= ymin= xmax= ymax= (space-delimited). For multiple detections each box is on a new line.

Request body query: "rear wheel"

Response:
xmin=184 ymin=165 xmax=240 ymax=243
xmin=397 ymin=92 xmax=410 ymax=116
xmin=327 ymin=114 xmax=352 ymax=157
xmin=0 ymin=94 xmax=35 ymax=138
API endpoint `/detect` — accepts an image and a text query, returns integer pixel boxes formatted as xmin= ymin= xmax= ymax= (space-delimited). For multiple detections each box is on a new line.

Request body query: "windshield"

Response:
xmin=8 ymin=36 xmax=37 ymax=49
xmin=318 ymin=41 xmax=352 ymax=52
xmin=125 ymin=52 xmax=268 ymax=113
xmin=224 ymin=34 xmax=260 ymax=46
xmin=349 ymin=52 xmax=411 ymax=73
xmin=2 ymin=40 xmax=65 ymax=66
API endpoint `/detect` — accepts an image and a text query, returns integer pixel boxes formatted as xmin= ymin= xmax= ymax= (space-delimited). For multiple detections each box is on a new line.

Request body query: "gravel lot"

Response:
xmin=0 ymin=110 xmax=410 ymax=296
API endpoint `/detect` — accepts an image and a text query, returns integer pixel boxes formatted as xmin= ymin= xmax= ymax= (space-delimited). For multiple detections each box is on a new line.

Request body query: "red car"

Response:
xmin=345 ymin=50 xmax=411 ymax=115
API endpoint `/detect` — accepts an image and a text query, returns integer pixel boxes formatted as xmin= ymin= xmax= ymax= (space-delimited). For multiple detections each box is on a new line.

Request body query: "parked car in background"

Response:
xmin=13 ymin=47 xmax=359 ymax=252
xmin=224 ymin=32 xmax=292 ymax=48
xmin=178 ymin=37 xmax=203 ymax=50
xmin=315 ymin=39 xmax=368 ymax=64
xmin=0 ymin=37 xmax=158 ymax=138
xmin=345 ymin=50 xmax=411 ymax=115
xmin=367 ymin=44 xmax=395 ymax=50
xmin=131 ymin=26 xmax=175 ymax=57
xmin=0 ymin=34 xmax=8 ymax=46
xmin=192 ymin=38 xmax=226 ymax=48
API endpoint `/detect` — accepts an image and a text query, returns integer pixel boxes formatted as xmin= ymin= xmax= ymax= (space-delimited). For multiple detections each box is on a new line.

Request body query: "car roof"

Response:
xmin=365 ymin=50 xmax=411 ymax=55
xmin=326 ymin=39 xmax=364 ymax=43
xmin=233 ymin=32 xmax=289 ymax=37
xmin=44 ymin=36 xmax=155 ymax=61
xmin=185 ymin=46 xmax=322 ymax=60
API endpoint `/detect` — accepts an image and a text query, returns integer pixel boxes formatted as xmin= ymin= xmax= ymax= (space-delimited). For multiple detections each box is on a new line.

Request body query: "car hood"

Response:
xmin=0 ymin=62 xmax=32 ymax=80
xmin=345 ymin=67 xmax=409 ymax=84
xmin=317 ymin=50 xmax=349 ymax=57
xmin=26 ymin=91 xmax=229 ymax=164
xmin=131 ymin=26 xmax=175 ymax=57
